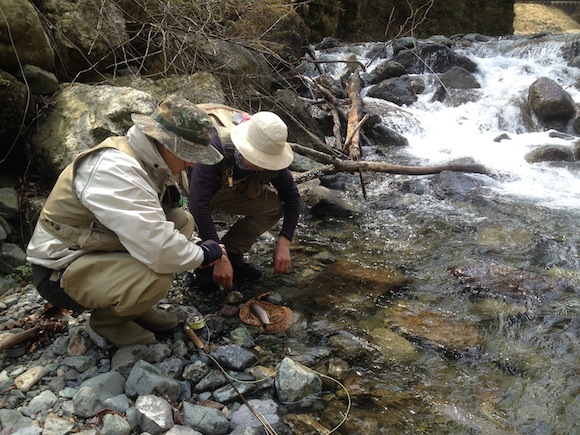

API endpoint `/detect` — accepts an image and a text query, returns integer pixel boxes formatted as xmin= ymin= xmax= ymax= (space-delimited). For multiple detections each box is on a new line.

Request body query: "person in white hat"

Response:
xmin=26 ymin=95 xmax=225 ymax=347
xmin=188 ymin=106 xmax=301 ymax=291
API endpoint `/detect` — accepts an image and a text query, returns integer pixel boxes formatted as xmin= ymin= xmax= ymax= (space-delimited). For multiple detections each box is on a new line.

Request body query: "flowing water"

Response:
xmin=284 ymin=33 xmax=580 ymax=434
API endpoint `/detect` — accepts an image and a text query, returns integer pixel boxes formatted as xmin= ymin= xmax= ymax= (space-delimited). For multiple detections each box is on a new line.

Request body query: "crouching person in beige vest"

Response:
xmin=26 ymin=95 xmax=225 ymax=347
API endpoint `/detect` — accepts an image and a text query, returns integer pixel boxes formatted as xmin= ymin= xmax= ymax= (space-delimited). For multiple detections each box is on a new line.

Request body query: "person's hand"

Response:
xmin=213 ymin=255 xmax=234 ymax=289
xmin=273 ymin=236 xmax=291 ymax=274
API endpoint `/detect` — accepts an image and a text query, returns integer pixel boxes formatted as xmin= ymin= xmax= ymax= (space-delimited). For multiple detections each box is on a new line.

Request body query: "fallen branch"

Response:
xmin=290 ymin=142 xmax=491 ymax=183
xmin=0 ymin=327 xmax=42 ymax=352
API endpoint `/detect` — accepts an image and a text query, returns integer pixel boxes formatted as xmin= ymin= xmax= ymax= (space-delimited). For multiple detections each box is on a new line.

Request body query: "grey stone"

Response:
xmin=101 ymin=413 xmax=131 ymax=435
xmin=125 ymin=360 xmax=181 ymax=402
xmin=72 ymin=372 xmax=126 ymax=418
xmin=275 ymin=358 xmax=322 ymax=404
xmin=181 ymin=402 xmax=230 ymax=435
xmin=209 ymin=344 xmax=258 ymax=371
xmin=135 ymin=395 xmax=174 ymax=435
xmin=20 ymin=390 xmax=57 ymax=415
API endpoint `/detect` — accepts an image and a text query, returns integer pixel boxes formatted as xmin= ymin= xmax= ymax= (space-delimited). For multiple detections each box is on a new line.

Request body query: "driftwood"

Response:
xmin=291 ymin=143 xmax=490 ymax=184
xmin=345 ymin=72 xmax=363 ymax=159
xmin=0 ymin=327 xmax=42 ymax=352
xmin=302 ymin=75 xmax=345 ymax=151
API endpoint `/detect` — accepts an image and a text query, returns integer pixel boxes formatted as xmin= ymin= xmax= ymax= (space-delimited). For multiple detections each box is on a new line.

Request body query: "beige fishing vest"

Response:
xmin=38 ymin=136 xmax=167 ymax=252
xmin=196 ymin=103 xmax=248 ymax=147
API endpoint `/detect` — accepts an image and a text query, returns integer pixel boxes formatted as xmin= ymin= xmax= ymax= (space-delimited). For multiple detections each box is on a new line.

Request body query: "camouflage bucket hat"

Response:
xmin=131 ymin=95 xmax=223 ymax=165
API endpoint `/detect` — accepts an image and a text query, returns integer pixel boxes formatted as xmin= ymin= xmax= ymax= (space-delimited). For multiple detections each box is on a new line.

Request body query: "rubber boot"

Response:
xmin=134 ymin=307 xmax=179 ymax=333
xmin=89 ymin=307 xmax=156 ymax=347
xmin=229 ymin=254 xmax=263 ymax=281
xmin=194 ymin=267 xmax=220 ymax=293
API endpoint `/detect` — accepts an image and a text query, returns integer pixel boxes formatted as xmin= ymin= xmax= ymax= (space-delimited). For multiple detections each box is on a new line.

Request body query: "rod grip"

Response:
xmin=184 ymin=325 xmax=204 ymax=349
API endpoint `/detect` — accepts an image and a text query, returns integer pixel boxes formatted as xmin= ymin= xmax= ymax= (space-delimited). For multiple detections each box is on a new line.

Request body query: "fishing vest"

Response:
xmin=38 ymin=136 xmax=169 ymax=252
xmin=196 ymin=103 xmax=277 ymax=197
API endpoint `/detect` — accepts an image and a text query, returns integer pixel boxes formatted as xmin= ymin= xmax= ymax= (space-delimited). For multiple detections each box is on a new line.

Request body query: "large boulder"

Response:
xmin=38 ymin=0 xmax=129 ymax=80
xmin=0 ymin=0 xmax=55 ymax=74
xmin=199 ymin=38 xmax=274 ymax=96
xmin=394 ymin=43 xmax=479 ymax=74
xmin=528 ymin=77 xmax=577 ymax=130
xmin=27 ymin=84 xmax=156 ymax=179
xmin=0 ymin=71 xmax=30 ymax=154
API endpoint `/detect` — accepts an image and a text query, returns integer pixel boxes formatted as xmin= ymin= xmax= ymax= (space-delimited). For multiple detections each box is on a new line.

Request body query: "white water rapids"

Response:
xmin=318 ymin=33 xmax=580 ymax=209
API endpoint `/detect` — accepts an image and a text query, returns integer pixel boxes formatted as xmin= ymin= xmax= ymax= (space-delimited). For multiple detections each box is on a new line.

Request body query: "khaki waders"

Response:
xmin=37 ymin=208 xmax=195 ymax=347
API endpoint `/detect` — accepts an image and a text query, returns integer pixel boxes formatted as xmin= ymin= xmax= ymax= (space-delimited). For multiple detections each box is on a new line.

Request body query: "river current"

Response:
xmin=283 ymin=33 xmax=580 ymax=434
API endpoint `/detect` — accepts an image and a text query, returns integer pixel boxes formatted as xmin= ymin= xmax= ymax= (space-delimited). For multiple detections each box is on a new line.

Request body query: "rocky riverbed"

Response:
xmin=0 ymin=222 xmax=342 ymax=435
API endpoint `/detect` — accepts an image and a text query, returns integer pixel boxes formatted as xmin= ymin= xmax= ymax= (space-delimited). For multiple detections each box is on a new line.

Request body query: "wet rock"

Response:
xmin=209 ymin=344 xmax=259 ymax=371
xmin=275 ymin=357 xmax=322 ymax=405
xmin=368 ymin=327 xmax=419 ymax=362
xmin=528 ymin=77 xmax=576 ymax=129
xmin=494 ymin=341 xmax=549 ymax=375
xmin=327 ymin=332 xmax=371 ymax=361
xmin=367 ymin=77 xmax=418 ymax=106
xmin=366 ymin=60 xmax=406 ymax=85
xmin=384 ymin=300 xmax=482 ymax=355
xmin=320 ymin=398 xmax=380 ymax=434
xmin=365 ymin=123 xmax=409 ymax=147
xmin=309 ymin=260 xmax=407 ymax=307
xmin=525 ymin=144 xmax=575 ymax=163
xmin=230 ymin=399 xmax=292 ymax=434
xmin=438 ymin=66 xmax=481 ymax=89
xmin=392 ymin=37 xmax=418 ymax=55
xmin=284 ymin=412 xmax=331 ymax=434
xmin=299 ymin=183 xmax=360 ymax=218
xmin=394 ymin=43 xmax=478 ymax=74
xmin=449 ymin=262 xmax=554 ymax=301
xmin=470 ymin=299 xmax=529 ymax=320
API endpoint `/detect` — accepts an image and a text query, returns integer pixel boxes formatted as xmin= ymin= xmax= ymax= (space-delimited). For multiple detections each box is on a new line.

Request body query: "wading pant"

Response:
xmin=32 ymin=207 xmax=194 ymax=318
xmin=210 ymin=183 xmax=283 ymax=255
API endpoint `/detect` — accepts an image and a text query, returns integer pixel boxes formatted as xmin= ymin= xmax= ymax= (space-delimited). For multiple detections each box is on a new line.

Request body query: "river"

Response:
xmin=278 ymin=32 xmax=580 ymax=434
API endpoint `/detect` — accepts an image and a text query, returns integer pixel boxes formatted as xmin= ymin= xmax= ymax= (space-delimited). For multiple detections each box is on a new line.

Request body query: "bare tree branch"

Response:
xmin=290 ymin=142 xmax=491 ymax=184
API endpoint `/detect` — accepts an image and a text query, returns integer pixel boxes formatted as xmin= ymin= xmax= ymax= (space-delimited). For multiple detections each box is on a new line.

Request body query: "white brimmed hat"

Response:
xmin=131 ymin=95 xmax=223 ymax=165
xmin=230 ymin=112 xmax=293 ymax=171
